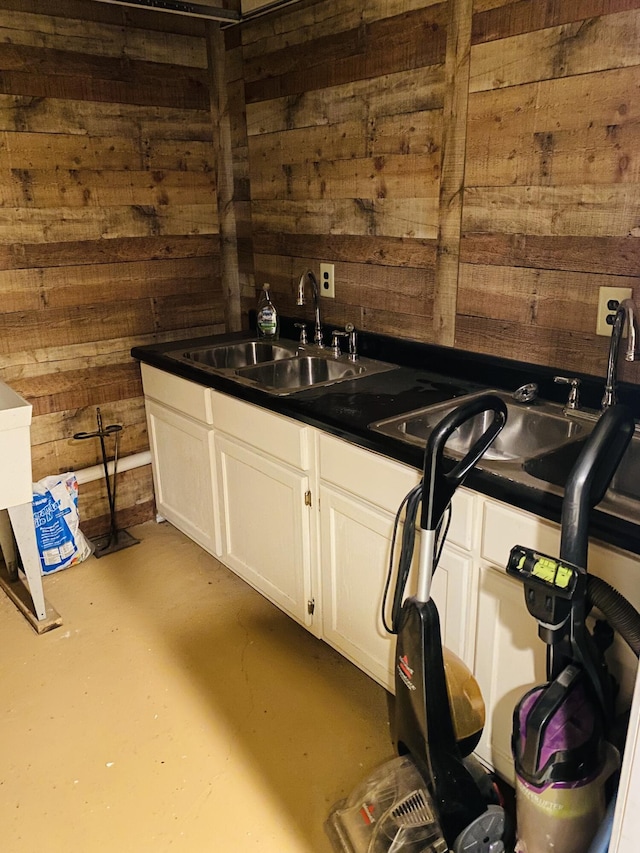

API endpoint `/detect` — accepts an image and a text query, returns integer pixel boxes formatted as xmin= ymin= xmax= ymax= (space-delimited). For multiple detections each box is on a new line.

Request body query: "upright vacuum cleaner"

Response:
xmin=327 ymin=394 xmax=509 ymax=853
xmin=507 ymin=404 xmax=640 ymax=852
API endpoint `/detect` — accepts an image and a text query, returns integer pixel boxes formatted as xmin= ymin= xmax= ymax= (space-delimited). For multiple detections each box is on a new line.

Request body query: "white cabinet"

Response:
xmin=473 ymin=565 xmax=544 ymax=780
xmin=216 ymin=433 xmax=315 ymax=630
xmin=320 ymin=482 xmax=399 ymax=689
xmin=319 ymin=432 xmax=477 ymax=691
xmin=141 ymin=368 xmax=319 ymax=631
xmin=142 ymin=365 xmax=220 ymax=557
xmin=433 ymin=544 xmax=477 ymax=667
xmin=213 ymin=392 xmax=319 ymax=633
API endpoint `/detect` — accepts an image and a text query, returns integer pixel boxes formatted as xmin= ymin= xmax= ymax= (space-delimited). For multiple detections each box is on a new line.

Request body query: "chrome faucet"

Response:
xmin=602 ymin=298 xmax=640 ymax=409
xmin=330 ymin=323 xmax=359 ymax=360
xmin=345 ymin=322 xmax=358 ymax=361
xmin=554 ymin=375 xmax=581 ymax=410
xmin=297 ymin=270 xmax=324 ymax=347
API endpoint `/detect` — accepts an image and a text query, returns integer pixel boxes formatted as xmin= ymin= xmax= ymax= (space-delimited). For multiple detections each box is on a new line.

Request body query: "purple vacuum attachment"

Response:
xmin=513 ymin=664 xmax=604 ymax=788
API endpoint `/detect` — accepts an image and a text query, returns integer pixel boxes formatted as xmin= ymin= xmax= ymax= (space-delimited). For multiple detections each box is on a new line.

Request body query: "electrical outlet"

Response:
xmin=596 ymin=286 xmax=632 ymax=336
xmin=320 ymin=263 xmax=335 ymax=299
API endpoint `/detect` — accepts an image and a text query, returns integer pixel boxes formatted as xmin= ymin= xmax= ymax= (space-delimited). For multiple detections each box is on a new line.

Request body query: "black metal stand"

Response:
xmin=73 ymin=408 xmax=140 ymax=558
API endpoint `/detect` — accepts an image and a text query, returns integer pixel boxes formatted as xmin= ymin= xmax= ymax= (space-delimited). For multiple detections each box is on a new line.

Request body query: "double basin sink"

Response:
xmin=167 ymin=336 xmax=639 ymax=510
xmin=372 ymin=389 xmax=639 ymax=508
xmin=167 ymin=338 xmax=394 ymax=395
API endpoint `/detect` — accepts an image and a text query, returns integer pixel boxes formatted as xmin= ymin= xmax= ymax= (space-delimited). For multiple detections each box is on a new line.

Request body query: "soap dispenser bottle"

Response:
xmin=256 ymin=283 xmax=279 ymax=339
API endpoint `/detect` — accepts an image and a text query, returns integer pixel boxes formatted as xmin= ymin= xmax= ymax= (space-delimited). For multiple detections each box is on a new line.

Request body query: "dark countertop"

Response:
xmin=131 ymin=319 xmax=640 ymax=558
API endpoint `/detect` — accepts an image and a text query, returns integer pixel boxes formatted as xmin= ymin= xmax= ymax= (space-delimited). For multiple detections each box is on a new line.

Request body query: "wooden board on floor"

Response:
xmin=0 ymin=560 xmax=62 ymax=633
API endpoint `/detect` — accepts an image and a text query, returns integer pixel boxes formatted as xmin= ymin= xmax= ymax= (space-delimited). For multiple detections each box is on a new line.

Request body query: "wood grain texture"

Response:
xmin=241 ymin=1 xmax=447 ymax=331
xmin=457 ymin=262 xmax=638 ymax=332
xmin=253 ymin=233 xmax=438 ymax=267
xmin=456 ymin=310 xmax=640 ymax=384
xmin=245 ymin=66 xmax=445 ymax=137
xmin=0 ymin=168 xmax=216 ymax=208
xmin=433 ymin=0 xmax=472 ymax=345
xmin=0 ymin=3 xmax=225 ymax=534
xmin=244 ymin=4 xmax=448 ymax=102
xmin=240 ymin=0 xmax=640 ymax=378
xmin=77 ymin=465 xmax=155 ymax=540
xmin=460 ymin=234 xmax=640 ymax=275
xmin=472 ymin=0 xmax=640 ymax=45
xmin=241 ymin=0 xmax=443 ymax=58
xmin=209 ymin=23 xmax=242 ymax=332
xmin=249 ymin=152 xmax=442 ymax=201
xmin=460 ymin=1 xmax=640 ymax=377
xmin=470 ymin=9 xmax=640 ymax=92
xmin=0 ymin=7 xmax=208 ymax=67
xmin=251 ymin=198 xmax=440 ymax=239
xmin=462 ymin=185 xmax=640 ymax=237
xmin=0 ymin=234 xmax=218 ymax=271
xmin=0 ymin=44 xmax=210 ymax=110
xmin=0 ymin=95 xmax=213 ymax=141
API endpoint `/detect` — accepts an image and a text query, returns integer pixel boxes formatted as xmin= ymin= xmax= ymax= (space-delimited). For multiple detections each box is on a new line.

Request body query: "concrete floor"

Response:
xmin=0 ymin=520 xmax=393 ymax=852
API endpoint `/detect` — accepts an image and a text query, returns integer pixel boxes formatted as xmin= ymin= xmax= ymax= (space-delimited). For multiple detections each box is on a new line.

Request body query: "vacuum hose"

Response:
xmin=588 ymin=575 xmax=640 ymax=658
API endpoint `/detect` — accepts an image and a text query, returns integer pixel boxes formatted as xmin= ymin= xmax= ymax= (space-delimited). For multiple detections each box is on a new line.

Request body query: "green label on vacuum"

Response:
xmin=517 ymin=554 xmax=573 ymax=589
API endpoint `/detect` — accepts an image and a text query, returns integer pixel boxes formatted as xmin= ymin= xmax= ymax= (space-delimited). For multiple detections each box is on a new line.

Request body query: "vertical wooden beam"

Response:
xmin=208 ymin=22 xmax=242 ymax=332
xmin=433 ymin=0 xmax=472 ymax=346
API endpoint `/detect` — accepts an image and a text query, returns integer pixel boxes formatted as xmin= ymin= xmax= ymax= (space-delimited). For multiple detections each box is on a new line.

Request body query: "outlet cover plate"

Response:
xmin=596 ymin=286 xmax=632 ymax=336
xmin=320 ymin=263 xmax=335 ymax=299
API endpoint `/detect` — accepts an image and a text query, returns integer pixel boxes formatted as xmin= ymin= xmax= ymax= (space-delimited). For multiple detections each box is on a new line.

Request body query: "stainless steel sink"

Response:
xmin=521 ymin=426 xmax=640 ymax=527
xmin=526 ymin=433 xmax=640 ymax=502
xmin=169 ymin=340 xmax=298 ymax=370
xmin=166 ymin=337 xmax=394 ymax=395
xmin=371 ymin=390 xmax=590 ymax=463
xmin=235 ymin=355 xmax=366 ymax=393
xmin=610 ymin=436 xmax=640 ymax=501
xmin=522 ymin=439 xmax=586 ymax=485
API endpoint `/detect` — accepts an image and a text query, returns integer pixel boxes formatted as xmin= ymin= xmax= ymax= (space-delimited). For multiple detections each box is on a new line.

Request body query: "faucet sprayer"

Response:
xmin=297 ymin=270 xmax=324 ymax=347
xmin=602 ymin=298 xmax=640 ymax=409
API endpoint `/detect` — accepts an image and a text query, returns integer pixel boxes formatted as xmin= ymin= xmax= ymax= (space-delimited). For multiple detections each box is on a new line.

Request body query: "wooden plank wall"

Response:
xmin=240 ymin=0 xmax=446 ymax=341
xmin=237 ymin=0 xmax=640 ymax=385
xmin=224 ymin=22 xmax=256 ymax=319
xmin=461 ymin=0 xmax=640 ymax=382
xmin=0 ymin=0 xmax=225 ymax=536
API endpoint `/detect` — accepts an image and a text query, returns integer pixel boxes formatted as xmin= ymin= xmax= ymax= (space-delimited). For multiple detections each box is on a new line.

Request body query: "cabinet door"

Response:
xmin=216 ymin=433 xmax=314 ymax=630
xmin=320 ymin=485 xmax=475 ymax=692
xmin=473 ymin=565 xmax=545 ymax=781
xmin=432 ymin=543 xmax=476 ymax=669
xmin=146 ymin=399 xmax=219 ymax=557
xmin=320 ymin=485 xmax=397 ymax=689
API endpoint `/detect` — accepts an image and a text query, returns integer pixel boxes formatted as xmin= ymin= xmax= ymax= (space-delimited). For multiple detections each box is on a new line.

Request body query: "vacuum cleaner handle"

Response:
xmin=560 ymin=403 xmax=635 ymax=569
xmin=551 ymin=403 xmax=635 ymax=718
xmin=421 ymin=393 xmax=507 ymax=532
xmin=416 ymin=394 xmax=507 ymax=604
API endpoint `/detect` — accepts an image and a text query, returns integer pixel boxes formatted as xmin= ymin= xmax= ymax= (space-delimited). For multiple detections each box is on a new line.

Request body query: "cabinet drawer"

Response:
xmin=141 ymin=364 xmax=213 ymax=424
xmin=447 ymin=489 xmax=475 ymax=552
xmin=481 ymin=499 xmax=559 ymax=571
xmin=319 ymin=433 xmax=474 ymax=551
xmin=320 ymin=433 xmax=418 ymax=514
xmin=482 ymin=499 xmax=640 ymax=610
xmin=212 ymin=391 xmax=310 ymax=469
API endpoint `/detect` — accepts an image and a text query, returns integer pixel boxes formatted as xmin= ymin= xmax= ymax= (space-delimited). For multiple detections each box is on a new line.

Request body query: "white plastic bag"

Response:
xmin=32 ymin=473 xmax=92 ymax=575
